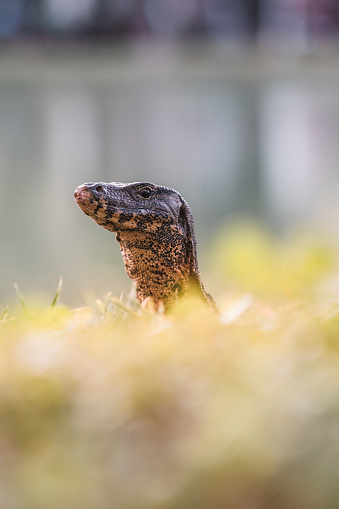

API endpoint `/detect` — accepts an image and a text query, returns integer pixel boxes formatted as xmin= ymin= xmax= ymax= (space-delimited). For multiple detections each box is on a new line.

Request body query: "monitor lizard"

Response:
xmin=74 ymin=181 xmax=216 ymax=312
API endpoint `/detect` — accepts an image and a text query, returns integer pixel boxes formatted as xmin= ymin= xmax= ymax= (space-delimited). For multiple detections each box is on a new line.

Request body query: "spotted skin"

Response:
xmin=74 ymin=181 xmax=216 ymax=312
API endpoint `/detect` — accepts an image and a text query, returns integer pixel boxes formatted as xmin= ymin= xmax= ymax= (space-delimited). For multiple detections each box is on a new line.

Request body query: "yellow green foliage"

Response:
xmin=1 ymin=226 xmax=339 ymax=509
xmin=212 ymin=222 xmax=334 ymax=299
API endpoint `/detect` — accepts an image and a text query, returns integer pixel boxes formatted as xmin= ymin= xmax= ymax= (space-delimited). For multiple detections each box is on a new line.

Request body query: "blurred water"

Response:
xmin=1 ymin=45 xmax=339 ymax=305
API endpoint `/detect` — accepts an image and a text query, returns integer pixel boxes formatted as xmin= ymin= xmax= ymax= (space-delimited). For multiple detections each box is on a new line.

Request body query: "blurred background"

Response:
xmin=1 ymin=0 xmax=339 ymax=305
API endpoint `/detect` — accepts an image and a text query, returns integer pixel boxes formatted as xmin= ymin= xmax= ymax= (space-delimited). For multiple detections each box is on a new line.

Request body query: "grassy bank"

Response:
xmin=1 ymin=225 xmax=339 ymax=509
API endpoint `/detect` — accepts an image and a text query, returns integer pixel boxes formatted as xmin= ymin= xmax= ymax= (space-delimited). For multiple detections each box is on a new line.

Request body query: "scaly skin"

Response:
xmin=74 ymin=181 xmax=216 ymax=312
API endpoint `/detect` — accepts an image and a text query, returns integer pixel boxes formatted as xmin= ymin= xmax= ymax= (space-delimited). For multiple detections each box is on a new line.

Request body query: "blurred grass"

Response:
xmin=1 ymin=224 xmax=339 ymax=509
xmin=212 ymin=221 xmax=335 ymax=300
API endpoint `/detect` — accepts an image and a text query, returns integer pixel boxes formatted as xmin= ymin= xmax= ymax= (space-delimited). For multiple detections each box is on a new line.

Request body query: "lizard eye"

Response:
xmin=96 ymin=185 xmax=103 ymax=192
xmin=139 ymin=187 xmax=152 ymax=199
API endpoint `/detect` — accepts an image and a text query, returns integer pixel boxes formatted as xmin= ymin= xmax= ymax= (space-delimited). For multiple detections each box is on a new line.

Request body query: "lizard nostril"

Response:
xmin=96 ymin=185 xmax=103 ymax=193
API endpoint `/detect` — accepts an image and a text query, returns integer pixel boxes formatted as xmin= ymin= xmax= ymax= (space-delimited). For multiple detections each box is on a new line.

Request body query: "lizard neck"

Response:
xmin=116 ymin=231 xmax=190 ymax=311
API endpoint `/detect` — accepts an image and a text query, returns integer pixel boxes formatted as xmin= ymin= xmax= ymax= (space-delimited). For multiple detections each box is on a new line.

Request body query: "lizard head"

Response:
xmin=74 ymin=181 xmax=193 ymax=238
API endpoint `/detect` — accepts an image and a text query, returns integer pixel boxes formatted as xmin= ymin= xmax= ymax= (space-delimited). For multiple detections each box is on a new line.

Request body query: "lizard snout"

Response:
xmin=74 ymin=185 xmax=92 ymax=203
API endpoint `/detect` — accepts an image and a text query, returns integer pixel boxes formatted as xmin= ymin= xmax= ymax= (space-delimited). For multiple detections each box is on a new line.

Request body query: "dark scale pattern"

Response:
xmin=74 ymin=181 xmax=216 ymax=312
